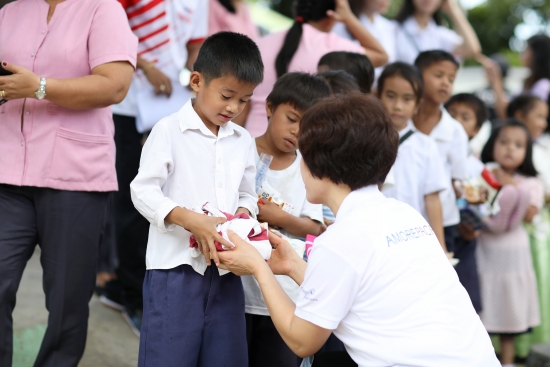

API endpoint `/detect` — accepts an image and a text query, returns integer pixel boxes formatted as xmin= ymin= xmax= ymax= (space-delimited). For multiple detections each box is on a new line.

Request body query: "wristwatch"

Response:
xmin=35 ymin=77 xmax=47 ymax=100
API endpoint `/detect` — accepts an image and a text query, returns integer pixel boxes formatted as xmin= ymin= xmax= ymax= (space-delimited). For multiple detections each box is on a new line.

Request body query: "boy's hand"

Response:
xmin=326 ymin=0 xmax=354 ymax=24
xmin=258 ymin=199 xmax=287 ymax=227
xmin=458 ymin=222 xmax=480 ymax=241
xmin=187 ymin=213 xmax=233 ymax=266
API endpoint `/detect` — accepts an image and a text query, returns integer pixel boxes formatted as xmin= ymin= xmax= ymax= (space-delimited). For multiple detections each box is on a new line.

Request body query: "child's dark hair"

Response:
xmin=481 ymin=119 xmax=538 ymax=177
xmin=524 ymin=35 xmax=550 ymax=90
xmin=395 ymin=0 xmax=443 ymax=25
xmin=217 ymin=0 xmax=236 ymax=13
xmin=377 ymin=62 xmax=423 ymax=103
xmin=299 ymin=92 xmax=398 ymax=189
xmin=317 ymin=70 xmax=361 ymax=95
xmin=445 ymin=93 xmax=488 ymax=128
xmin=275 ymin=0 xmax=335 ymax=78
xmin=506 ymin=94 xmax=543 ymax=119
xmin=194 ymin=32 xmax=264 ymax=85
xmin=318 ymin=52 xmax=375 ymax=93
xmin=266 ymin=72 xmax=332 ymax=113
xmin=414 ymin=50 xmax=459 ymax=73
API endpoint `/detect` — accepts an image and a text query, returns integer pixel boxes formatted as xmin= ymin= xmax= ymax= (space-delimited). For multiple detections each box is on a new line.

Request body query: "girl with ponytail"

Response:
xmin=242 ymin=0 xmax=388 ymax=137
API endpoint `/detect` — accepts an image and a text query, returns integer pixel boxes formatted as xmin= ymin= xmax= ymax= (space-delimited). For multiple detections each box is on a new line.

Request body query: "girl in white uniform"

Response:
xmin=394 ymin=0 xmax=481 ymax=65
xmin=218 ymin=92 xmax=501 ymax=367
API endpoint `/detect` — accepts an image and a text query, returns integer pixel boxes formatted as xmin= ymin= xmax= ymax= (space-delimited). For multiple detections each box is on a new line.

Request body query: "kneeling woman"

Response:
xmin=219 ymin=93 xmax=500 ymax=367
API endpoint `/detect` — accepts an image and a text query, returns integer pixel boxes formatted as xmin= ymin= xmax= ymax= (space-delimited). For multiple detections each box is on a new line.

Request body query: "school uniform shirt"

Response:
xmin=383 ymin=121 xmax=447 ymax=220
xmin=295 ymin=185 xmax=501 ymax=367
xmin=534 ymin=134 xmax=550 ymax=196
xmin=332 ymin=13 xmax=397 ymax=80
xmin=420 ymin=107 xmax=469 ymax=227
xmin=246 ymin=24 xmax=365 ymax=138
xmin=395 ymin=17 xmax=463 ymax=65
xmin=130 ymin=99 xmax=258 ymax=274
xmin=243 ymin=144 xmax=323 ymax=315
xmin=112 ymin=0 xmax=208 ymax=117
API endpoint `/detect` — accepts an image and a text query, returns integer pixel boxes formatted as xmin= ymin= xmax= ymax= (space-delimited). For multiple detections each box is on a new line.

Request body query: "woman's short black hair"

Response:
xmin=266 ymin=72 xmax=332 ymax=112
xmin=445 ymin=93 xmax=488 ymax=128
xmin=318 ymin=51 xmax=375 ymax=93
xmin=395 ymin=0 xmax=443 ymax=25
xmin=275 ymin=0 xmax=335 ymax=78
xmin=414 ymin=50 xmax=459 ymax=73
xmin=377 ymin=62 xmax=424 ymax=103
xmin=506 ymin=93 xmax=542 ymax=118
xmin=480 ymin=119 xmax=538 ymax=177
xmin=194 ymin=32 xmax=264 ymax=85
xmin=316 ymin=70 xmax=361 ymax=95
xmin=299 ymin=92 xmax=398 ymax=190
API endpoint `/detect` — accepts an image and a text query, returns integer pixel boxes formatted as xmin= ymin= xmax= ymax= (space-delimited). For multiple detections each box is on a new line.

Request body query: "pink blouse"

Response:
xmin=245 ymin=24 xmax=365 ymax=138
xmin=0 ymin=0 xmax=137 ymax=192
xmin=208 ymin=0 xmax=259 ymax=41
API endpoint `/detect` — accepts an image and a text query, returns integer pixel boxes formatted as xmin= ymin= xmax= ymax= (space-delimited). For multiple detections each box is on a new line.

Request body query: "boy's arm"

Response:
xmin=424 ymin=192 xmax=448 ymax=253
xmin=237 ymin=138 xmax=259 ymax=218
xmin=258 ymin=200 xmax=323 ymax=238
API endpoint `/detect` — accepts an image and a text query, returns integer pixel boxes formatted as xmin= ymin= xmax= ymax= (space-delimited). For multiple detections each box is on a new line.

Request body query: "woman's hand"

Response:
xmin=143 ymin=66 xmax=172 ymax=97
xmin=267 ymin=231 xmax=299 ymax=276
xmin=326 ymin=0 xmax=354 ymax=23
xmin=218 ymin=231 xmax=267 ymax=276
xmin=0 ymin=62 xmax=40 ymax=100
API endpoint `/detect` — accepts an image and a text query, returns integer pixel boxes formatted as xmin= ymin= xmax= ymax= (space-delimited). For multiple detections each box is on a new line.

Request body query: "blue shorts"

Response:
xmin=138 ymin=264 xmax=247 ymax=367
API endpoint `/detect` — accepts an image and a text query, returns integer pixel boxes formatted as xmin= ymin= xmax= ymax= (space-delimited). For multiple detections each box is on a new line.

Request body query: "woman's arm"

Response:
xmin=0 ymin=60 xmax=134 ymax=110
xmin=442 ymin=0 xmax=481 ymax=58
xmin=327 ymin=0 xmax=388 ymax=67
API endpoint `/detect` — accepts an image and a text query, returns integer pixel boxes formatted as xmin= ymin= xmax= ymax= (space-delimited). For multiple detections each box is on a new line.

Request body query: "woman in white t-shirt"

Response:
xmin=394 ymin=0 xmax=481 ymax=65
xmin=219 ymin=93 xmax=500 ymax=367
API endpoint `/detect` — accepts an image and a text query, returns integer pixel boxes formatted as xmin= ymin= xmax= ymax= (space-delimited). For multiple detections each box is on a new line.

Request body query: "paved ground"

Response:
xmin=13 ymin=248 xmax=139 ymax=367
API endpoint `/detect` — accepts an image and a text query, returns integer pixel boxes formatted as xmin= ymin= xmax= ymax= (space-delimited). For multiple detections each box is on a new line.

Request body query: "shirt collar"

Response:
xmin=335 ymin=185 xmax=384 ymax=222
xmin=177 ymin=99 xmax=239 ymax=139
xmin=429 ymin=106 xmax=455 ymax=143
xmin=398 ymin=120 xmax=414 ymax=138
xmin=404 ymin=16 xmax=437 ymax=35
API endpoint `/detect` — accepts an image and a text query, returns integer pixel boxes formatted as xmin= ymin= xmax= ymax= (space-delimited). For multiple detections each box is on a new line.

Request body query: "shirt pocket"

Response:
xmin=49 ymin=127 xmax=114 ymax=184
xmin=229 ymin=161 xmax=245 ymax=192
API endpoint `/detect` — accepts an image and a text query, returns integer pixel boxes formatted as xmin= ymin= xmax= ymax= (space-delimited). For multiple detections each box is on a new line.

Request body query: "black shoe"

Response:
xmin=122 ymin=308 xmax=142 ymax=337
xmin=99 ymin=280 xmax=124 ymax=311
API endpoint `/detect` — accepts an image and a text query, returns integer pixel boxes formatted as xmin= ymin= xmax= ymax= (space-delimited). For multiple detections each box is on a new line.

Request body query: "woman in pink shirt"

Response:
xmin=209 ymin=0 xmax=259 ymax=40
xmin=0 ymin=1 xmax=136 ymax=366
xmin=241 ymin=0 xmax=388 ymax=137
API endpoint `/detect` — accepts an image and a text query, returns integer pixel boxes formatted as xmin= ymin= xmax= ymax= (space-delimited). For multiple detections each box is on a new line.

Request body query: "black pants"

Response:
xmin=245 ymin=313 xmax=298 ymax=367
xmin=112 ymin=114 xmax=150 ymax=309
xmin=0 ymin=184 xmax=109 ymax=367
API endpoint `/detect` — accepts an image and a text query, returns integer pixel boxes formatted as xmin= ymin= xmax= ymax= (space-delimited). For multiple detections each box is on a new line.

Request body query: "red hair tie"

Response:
xmin=295 ymin=16 xmax=305 ymax=24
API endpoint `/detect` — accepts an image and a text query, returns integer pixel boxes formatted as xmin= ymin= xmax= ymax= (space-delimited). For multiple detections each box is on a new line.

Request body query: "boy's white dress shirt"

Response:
xmin=295 ymin=186 xmax=501 ymax=367
xmin=423 ymin=107 xmax=469 ymax=227
xmin=130 ymin=99 xmax=258 ymax=274
xmin=383 ymin=121 xmax=447 ymax=219
xmin=243 ymin=143 xmax=323 ymax=316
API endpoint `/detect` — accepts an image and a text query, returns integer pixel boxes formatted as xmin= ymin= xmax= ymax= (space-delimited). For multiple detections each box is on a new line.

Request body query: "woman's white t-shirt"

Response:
xmin=295 ymin=186 xmax=500 ymax=367
xmin=395 ymin=16 xmax=463 ymax=65
xmin=242 ymin=142 xmax=323 ymax=316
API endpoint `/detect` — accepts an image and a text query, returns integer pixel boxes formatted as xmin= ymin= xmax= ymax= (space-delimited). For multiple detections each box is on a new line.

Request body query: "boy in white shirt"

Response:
xmin=130 ymin=32 xmax=263 ymax=367
xmin=413 ymin=50 xmax=469 ymax=256
xmin=378 ymin=62 xmax=448 ymax=253
xmin=243 ymin=72 xmax=329 ymax=367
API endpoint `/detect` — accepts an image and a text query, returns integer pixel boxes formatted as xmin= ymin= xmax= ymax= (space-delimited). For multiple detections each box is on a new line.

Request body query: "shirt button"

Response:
xmin=20 ymin=142 xmax=24 ymax=147
xmin=31 ymin=53 xmax=34 ymax=57
xmin=25 ymin=111 xmax=30 ymax=115
xmin=41 ymin=30 xmax=45 ymax=34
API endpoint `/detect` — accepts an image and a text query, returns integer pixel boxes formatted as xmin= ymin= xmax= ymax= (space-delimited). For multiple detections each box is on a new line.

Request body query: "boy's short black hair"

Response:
xmin=193 ymin=32 xmax=264 ymax=85
xmin=299 ymin=92 xmax=398 ymax=190
xmin=317 ymin=70 xmax=360 ymax=95
xmin=266 ymin=72 xmax=332 ymax=113
xmin=445 ymin=93 xmax=489 ymax=128
xmin=377 ymin=62 xmax=424 ymax=103
xmin=414 ymin=50 xmax=459 ymax=72
xmin=318 ymin=52 xmax=375 ymax=93
xmin=506 ymin=93 xmax=542 ymax=118
xmin=481 ymin=118 xmax=538 ymax=177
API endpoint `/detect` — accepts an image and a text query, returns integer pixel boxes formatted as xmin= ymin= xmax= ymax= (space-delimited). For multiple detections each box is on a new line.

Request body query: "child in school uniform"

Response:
xmin=477 ymin=120 xmax=542 ymax=367
xmin=208 ymin=0 xmax=259 ymax=40
xmin=413 ymin=50 xmax=469 ymax=256
xmin=445 ymin=93 xmax=490 ymax=312
xmin=378 ymin=62 xmax=448 ymax=253
xmin=317 ymin=51 xmax=375 ymax=93
xmin=243 ymin=72 xmax=330 ymax=367
xmin=243 ymin=0 xmax=388 ymax=136
xmin=130 ymin=32 xmax=264 ymax=367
